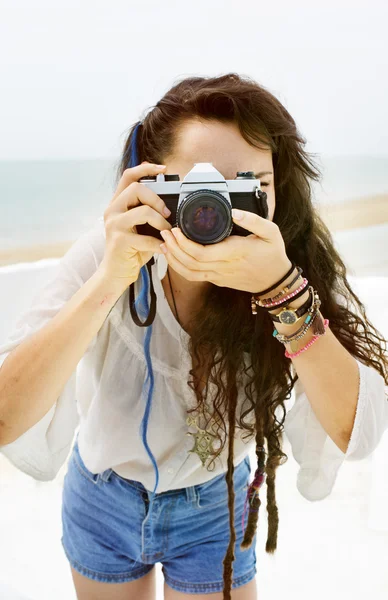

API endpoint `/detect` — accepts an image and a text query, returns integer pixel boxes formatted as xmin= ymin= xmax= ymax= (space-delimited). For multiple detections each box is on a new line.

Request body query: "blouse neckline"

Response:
xmin=151 ymin=253 xmax=191 ymax=345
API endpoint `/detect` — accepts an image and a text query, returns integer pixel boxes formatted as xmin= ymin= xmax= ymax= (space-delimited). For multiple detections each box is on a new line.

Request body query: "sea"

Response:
xmin=0 ymin=155 xmax=387 ymax=250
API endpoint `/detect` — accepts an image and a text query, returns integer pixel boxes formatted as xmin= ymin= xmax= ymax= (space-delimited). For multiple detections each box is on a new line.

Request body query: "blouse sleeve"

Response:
xmin=284 ymin=358 xmax=388 ymax=501
xmin=0 ymin=217 xmax=105 ymax=481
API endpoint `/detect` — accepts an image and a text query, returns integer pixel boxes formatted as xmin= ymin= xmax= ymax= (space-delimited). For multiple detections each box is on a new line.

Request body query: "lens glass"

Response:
xmin=180 ymin=192 xmax=231 ymax=243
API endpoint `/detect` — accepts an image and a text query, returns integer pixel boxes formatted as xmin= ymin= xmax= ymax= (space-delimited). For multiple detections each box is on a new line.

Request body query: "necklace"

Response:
xmin=167 ymin=268 xmax=180 ymax=325
xmin=166 ymin=267 xmax=218 ymax=468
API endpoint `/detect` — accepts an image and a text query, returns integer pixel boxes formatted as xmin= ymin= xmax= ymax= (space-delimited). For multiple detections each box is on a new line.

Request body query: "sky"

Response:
xmin=0 ymin=0 xmax=387 ymax=160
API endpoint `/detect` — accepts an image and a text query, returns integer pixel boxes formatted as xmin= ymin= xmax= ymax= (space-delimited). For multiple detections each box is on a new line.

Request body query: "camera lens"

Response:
xmin=178 ymin=190 xmax=232 ymax=244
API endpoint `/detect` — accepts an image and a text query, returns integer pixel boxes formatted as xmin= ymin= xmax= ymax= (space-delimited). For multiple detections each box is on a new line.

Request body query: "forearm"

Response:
xmin=0 ymin=268 xmax=127 ymax=446
xmin=266 ymin=275 xmax=359 ymax=453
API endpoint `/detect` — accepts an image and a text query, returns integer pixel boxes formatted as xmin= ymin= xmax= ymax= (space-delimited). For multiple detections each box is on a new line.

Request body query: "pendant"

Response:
xmin=186 ymin=429 xmax=218 ymax=466
xmin=186 ymin=414 xmax=218 ymax=466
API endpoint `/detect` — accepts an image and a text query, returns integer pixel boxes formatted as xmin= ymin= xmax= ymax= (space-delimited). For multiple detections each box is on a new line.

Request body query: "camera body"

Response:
xmin=137 ymin=162 xmax=268 ymax=245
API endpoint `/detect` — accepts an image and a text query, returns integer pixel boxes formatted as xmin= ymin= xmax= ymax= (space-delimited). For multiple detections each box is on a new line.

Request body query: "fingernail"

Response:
xmin=160 ymin=243 xmax=168 ymax=254
xmin=232 ymin=209 xmax=243 ymax=220
xmin=163 ymin=206 xmax=171 ymax=217
xmin=155 ymin=164 xmax=166 ymax=169
xmin=160 ymin=230 xmax=167 ymax=240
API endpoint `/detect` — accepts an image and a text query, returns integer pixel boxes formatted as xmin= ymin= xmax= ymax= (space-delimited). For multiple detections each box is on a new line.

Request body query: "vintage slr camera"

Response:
xmin=137 ymin=162 xmax=268 ymax=245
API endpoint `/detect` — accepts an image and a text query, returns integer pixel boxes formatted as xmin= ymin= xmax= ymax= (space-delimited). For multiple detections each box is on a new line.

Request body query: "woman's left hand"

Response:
xmin=159 ymin=208 xmax=292 ymax=294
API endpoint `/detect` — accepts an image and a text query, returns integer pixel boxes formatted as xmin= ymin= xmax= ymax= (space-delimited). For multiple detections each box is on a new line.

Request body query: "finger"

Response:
xmin=110 ymin=180 xmax=172 ymax=228
xmin=162 ymin=243 xmax=218 ymax=283
xmin=109 ymin=162 xmax=167 ymax=205
xmin=103 ymin=211 xmax=167 ymax=255
xmin=123 ymin=231 xmax=167 ymax=254
xmin=231 ymin=209 xmax=277 ymax=241
xmin=116 ymin=203 xmax=172 ymax=234
xmin=161 ymin=230 xmax=230 ymax=273
xmin=167 ymin=227 xmax=244 ymax=262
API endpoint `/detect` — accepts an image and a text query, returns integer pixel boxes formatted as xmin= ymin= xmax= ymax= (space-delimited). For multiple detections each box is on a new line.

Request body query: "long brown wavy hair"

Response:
xmin=115 ymin=73 xmax=388 ymax=598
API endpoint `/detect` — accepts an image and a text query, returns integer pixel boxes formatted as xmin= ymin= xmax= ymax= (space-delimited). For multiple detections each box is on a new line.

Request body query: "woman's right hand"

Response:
xmin=99 ymin=162 xmax=172 ymax=291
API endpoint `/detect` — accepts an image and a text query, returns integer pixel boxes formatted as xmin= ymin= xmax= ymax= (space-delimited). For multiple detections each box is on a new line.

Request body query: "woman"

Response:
xmin=0 ymin=73 xmax=387 ymax=600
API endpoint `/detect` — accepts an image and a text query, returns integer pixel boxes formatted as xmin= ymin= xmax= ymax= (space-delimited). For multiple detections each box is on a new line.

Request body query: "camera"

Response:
xmin=137 ymin=162 xmax=268 ymax=245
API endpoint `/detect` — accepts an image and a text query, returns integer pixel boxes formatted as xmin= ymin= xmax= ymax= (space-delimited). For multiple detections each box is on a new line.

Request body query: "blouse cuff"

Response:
xmin=284 ymin=358 xmax=388 ymax=501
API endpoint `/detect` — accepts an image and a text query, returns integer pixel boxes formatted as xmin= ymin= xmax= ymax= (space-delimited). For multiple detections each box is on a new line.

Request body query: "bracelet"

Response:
xmin=273 ymin=292 xmax=322 ymax=343
xmin=273 ymin=302 xmax=321 ymax=342
xmin=285 ymin=319 xmax=329 ymax=358
xmin=251 ymin=277 xmax=309 ymax=315
xmin=259 ymin=278 xmax=309 ymax=311
xmin=251 ymin=262 xmax=311 ymax=316
xmin=250 ymin=264 xmax=326 ymax=354
xmin=269 ymin=286 xmax=313 ymax=325
xmin=260 ymin=267 xmax=303 ymax=304
xmin=253 ymin=260 xmax=296 ymax=296
xmin=259 ymin=278 xmax=309 ymax=309
xmin=277 ymin=308 xmax=322 ymax=352
xmin=249 ymin=261 xmax=329 ymax=357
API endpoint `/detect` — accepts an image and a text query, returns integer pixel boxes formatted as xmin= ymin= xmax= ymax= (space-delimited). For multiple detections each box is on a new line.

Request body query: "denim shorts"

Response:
xmin=61 ymin=439 xmax=257 ymax=595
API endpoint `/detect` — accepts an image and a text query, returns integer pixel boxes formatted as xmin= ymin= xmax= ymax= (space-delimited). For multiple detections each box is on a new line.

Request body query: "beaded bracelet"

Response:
xmin=272 ymin=291 xmax=321 ymax=341
xmin=259 ymin=266 xmax=303 ymax=305
xmin=252 ymin=281 xmax=308 ymax=315
xmin=285 ymin=319 xmax=329 ymax=358
xmin=250 ymin=262 xmax=330 ymax=357
xmin=280 ymin=309 xmax=322 ymax=351
xmin=259 ymin=278 xmax=309 ymax=309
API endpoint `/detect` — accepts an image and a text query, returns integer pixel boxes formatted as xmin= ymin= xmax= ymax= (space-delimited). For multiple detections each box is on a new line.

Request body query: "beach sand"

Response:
xmin=0 ymin=193 xmax=387 ymax=267
xmin=0 ymin=241 xmax=73 ymax=267
xmin=317 ymin=192 xmax=388 ymax=231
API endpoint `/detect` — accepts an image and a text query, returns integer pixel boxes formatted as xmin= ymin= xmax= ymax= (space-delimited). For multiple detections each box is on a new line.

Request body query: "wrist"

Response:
xmin=267 ymin=280 xmax=310 ymax=337
xmin=282 ymin=318 xmax=317 ymax=354
xmin=95 ymin=266 xmax=132 ymax=300
xmin=251 ymin=258 xmax=293 ymax=296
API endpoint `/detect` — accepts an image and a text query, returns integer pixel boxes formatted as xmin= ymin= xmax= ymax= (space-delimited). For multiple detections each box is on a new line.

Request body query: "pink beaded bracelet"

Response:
xmin=258 ymin=278 xmax=309 ymax=309
xmin=285 ymin=318 xmax=329 ymax=359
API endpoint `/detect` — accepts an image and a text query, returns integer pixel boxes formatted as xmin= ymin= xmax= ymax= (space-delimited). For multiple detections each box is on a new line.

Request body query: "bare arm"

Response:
xmin=0 ymin=267 xmax=128 ymax=446
xmin=0 ymin=162 xmax=172 ymax=449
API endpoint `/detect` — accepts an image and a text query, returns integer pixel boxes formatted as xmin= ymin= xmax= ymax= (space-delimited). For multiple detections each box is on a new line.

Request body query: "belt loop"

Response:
xmin=100 ymin=468 xmax=113 ymax=483
xmin=185 ymin=484 xmax=198 ymax=505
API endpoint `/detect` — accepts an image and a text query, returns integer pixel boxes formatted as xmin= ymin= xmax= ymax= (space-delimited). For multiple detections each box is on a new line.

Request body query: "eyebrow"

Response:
xmin=224 ymin=170 xmax=273 ymax=179
xmin=255 ymin=171 xmax=273 ymax=178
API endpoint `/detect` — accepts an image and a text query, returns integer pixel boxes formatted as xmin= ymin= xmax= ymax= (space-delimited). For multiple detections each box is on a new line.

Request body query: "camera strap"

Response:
xmin=128 ymin=257 xmax=157 ymax=327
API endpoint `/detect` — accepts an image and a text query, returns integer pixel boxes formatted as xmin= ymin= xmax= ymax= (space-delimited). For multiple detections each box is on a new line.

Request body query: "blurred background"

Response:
xmin=0 ymin=1 xmax=387 ymax=599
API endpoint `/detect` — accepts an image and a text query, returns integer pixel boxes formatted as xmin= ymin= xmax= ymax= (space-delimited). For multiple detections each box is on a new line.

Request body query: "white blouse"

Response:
xmin=0 ymin=216 xmax=387 ymax=500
